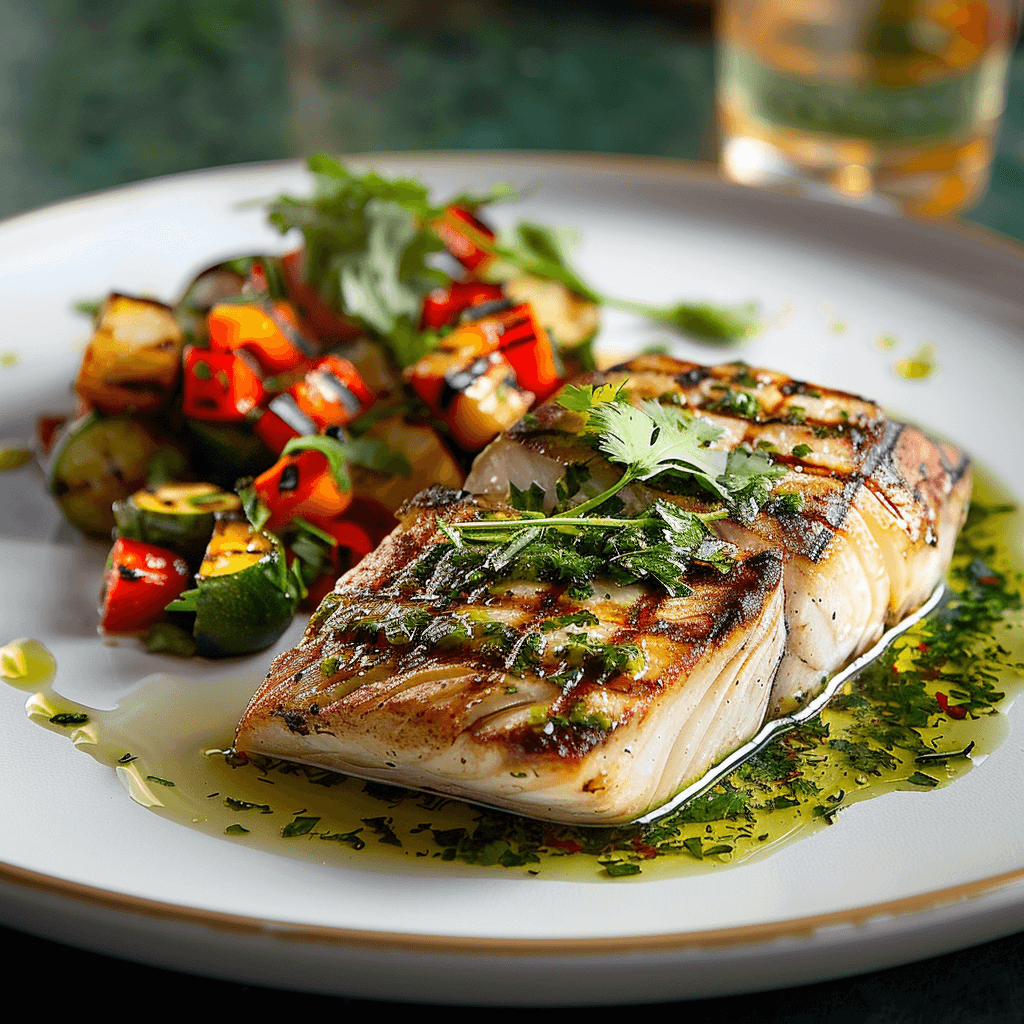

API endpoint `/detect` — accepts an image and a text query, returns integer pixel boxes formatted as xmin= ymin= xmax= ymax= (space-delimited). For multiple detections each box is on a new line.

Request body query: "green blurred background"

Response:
xmin=2 ymin=0 xmax=1021 ymax=236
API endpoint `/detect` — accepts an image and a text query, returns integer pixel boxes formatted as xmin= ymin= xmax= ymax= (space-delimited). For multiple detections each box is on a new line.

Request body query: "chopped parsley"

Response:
xmin=439 ymin=385 xmax=788 ymax=596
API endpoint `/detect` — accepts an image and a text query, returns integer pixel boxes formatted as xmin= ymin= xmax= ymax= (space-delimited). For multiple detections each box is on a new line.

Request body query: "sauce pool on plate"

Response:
xmin=4 ymin=471 xmax=1022 ymax=880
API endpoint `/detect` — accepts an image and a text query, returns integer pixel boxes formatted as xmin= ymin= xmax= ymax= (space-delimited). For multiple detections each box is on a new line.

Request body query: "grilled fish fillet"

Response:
xmin=466 ymin=356 xmax=972 ymax=712
xmin=235 ymin=487 xmax=786 ymax=823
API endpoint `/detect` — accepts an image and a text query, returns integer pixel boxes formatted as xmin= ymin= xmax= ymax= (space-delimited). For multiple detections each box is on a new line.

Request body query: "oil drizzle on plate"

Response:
xmin=5 ymin=474 xmax=1022 ymax=881
xmin=894 ymin=343 xmax=939 ymax=380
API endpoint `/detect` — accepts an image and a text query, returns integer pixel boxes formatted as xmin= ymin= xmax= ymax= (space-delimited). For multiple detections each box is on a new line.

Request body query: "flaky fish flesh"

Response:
xmin=467 ymin=356 xmax=972 ymax=712
xmin=236 ymin=487 xmax=787 ymax=823
xmin=235 ymin=358 xmax=970 ymax=823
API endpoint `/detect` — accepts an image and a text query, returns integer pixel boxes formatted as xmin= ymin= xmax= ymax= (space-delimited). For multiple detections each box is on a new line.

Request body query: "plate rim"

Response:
xmin=3 ymin=149 xmax=1024 ymax=963
xmin=3 ymin=857 xmax=1024 ymax=955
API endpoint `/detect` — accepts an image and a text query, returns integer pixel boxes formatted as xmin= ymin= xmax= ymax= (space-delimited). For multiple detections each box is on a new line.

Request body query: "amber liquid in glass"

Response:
xmin=717 ymin=0 xmax=1014 ymax=216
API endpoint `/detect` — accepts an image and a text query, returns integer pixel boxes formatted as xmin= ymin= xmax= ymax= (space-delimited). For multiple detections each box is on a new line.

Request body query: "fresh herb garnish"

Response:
xmin=267 ymin=155 xmax=448 ymax=367
xmin=605 ymin=298 xmax=760 ymax=343
xmin=49 ymin=712 xmax=88 ymax=726
xmin=448 ymin=384 xmax=787 ymax=564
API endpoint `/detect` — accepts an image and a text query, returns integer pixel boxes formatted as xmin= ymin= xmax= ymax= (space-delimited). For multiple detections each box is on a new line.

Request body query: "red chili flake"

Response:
xmin=631 ymin=838 xmax=660 ymax=860
xmin=936 ymin=692 xmax=967 ymax=720
xmin=917 ymin=642 xmax=929 ymax=651
xmin=544 ymin=835 xmax=583 ymax=855
xmin=977 ymin=575 xmax=1001 ymax=586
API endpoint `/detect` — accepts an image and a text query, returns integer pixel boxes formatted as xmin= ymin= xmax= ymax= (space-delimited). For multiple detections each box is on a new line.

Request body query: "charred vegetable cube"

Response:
xmin=182 ymin=346 xmax=267 ymax=421
xmin=207 ymin=299 xmax=317 ymax=376
xmin=100 ymin=538 xmax=191 ymax=634
xmin=466 ymin=302 xmax=561 ymax=400
xmin=46 ymin=412 xmax=186 ymax=537
xmin=502 ymin=276 xmax=601 ymax=351
xmin=166 ymin=513 xmax=301 ymax=658
xmin=112 ymin=482 xmax=241 ymax=564
xmin=420 ymin=281 xmax=504 ymax=331
xmin=287 ymin=355 xmax=374 ymax=433
xmin=74 ymin=294 xmax=184 ymax=416
xmin=404 ymin=321 xmax=534 ymax=452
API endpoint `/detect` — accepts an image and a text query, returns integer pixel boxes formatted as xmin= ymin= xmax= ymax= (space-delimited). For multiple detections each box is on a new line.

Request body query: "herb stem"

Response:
xmin=453 ymin=508 xmax=728 ymax=536
xmin=551 ymin=469 xmax=640 ymax=519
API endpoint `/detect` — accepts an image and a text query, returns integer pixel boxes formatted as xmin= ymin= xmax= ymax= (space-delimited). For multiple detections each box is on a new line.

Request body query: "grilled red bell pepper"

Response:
xmin=252 ymin=434 xmax=354 ymax=533
xmin=207 ymin=299 xmax=318 ymax=376
xmin=420 ymin=281 xmax=505 ymax=331
xmin=470 ymin=303 xmax=561 ymax=400
xmin=289 ymin=517 xmax=375 ymax=610
xmin=432 ymin=206 xmax=496 ymax=273
xmin=100 ymin=538 xmax=192 ymax=634
xmin=288 ymin=355 xmax=374 ymax=433
xmin=182 ymin=346 xmax=267 ymax=422
xmin=278 ymin=249 xmax=363 ymax=346
xmin=249 ymin=393 xmax=318 ymax=455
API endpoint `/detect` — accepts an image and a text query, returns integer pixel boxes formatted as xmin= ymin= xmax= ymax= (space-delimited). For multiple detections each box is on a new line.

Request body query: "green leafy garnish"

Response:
xmin=281 ymin=433 xmax=352 ymax=493
xmin=236 ymin=480 xmax=271 ymax=532
xmin=165 ymin=588 xmax=200 ymax=614
xmin=49 ymin=712 xmax=89 ymax=726
xmin=443 ymin=388 xmax=788 ymax=595
xmin=282 ymin=815 xmax=320 ymax=838
xmin=486 ymin=222 xmax=600 ymax=302
xmin=279 ymin=431 xmax=412 ymax=497
xmin=607 ymin=298 xmax=760 ymax=343
xmin=267 ymin=155 xmax=447 ymax=367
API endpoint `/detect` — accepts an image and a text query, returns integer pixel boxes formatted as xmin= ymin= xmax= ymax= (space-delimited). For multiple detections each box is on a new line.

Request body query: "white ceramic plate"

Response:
xmin=1 ymin=153 xmax=1023 ymax=1006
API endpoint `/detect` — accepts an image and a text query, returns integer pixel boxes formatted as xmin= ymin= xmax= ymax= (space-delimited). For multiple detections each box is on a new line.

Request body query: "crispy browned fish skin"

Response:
xmin=235 ymin=487 xmax=787 ymax=824
xmin=466 ymin=356 xmax=972 ymax=712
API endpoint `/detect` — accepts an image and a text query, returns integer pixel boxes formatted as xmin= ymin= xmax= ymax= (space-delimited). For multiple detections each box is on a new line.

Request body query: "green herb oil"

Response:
xmin=7 ymin=472 xmax=1022 ymax=880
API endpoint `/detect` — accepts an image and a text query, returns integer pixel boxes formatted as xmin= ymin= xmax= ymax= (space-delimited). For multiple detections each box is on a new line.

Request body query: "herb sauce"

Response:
xmin=6 ymin=472 xmax=1022 ymax=881
xmin=894 ymin=343 xmax=939 ymax=380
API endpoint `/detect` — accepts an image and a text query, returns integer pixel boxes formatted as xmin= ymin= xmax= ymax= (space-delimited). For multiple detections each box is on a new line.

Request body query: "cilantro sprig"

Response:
xmin=453 ymin=381 xmax=785 ymax=539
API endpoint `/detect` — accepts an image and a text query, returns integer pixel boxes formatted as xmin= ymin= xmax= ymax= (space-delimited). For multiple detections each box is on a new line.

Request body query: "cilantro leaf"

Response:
xmin=509 ymin=481 xmax=547 ymax=513
xmin=718 ymin=446 xmax=788 ymax=522
xmin=588 ymin=399 xmax=727 ymax=498
xmin=282 ymin=434 xmax=352 ymax=492
xmin=266 ymin=158 xmax=446 ymax=367
xmin=557 ymin=381 xmax=629 ymax=416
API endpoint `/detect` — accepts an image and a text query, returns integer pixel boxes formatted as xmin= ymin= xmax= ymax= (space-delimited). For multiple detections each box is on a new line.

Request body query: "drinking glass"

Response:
xmin=717 ymin=0 xmax=1018 ymax=216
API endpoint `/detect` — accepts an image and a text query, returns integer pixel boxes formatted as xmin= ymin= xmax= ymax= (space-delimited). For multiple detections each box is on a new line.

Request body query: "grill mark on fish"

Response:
xmin=236 ymin=357 xmax=967 ymax=823
xmin=465 ymin=356 xmax=970 ymax=717
xmin=235 ymin=483 xmax=788 ymax=820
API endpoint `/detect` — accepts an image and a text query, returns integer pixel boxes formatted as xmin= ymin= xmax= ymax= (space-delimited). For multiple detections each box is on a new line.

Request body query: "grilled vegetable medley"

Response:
xmin=40 ymin=155 xmax=760 ymax=658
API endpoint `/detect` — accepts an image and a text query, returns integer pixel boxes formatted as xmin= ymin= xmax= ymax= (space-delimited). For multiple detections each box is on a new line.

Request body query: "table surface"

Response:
xmin=2 ymin=1 xmax=1022 ymax=1015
